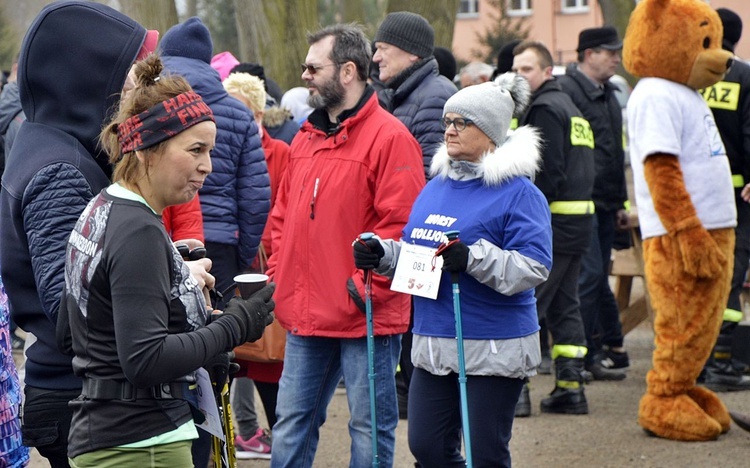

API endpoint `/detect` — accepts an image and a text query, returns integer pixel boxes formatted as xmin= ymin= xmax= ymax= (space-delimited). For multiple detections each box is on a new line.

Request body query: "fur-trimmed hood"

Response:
xmin=429 ymin=125 xmax=542 ymax=186
xmin=263 ymin=106 xmax=293 ymax=128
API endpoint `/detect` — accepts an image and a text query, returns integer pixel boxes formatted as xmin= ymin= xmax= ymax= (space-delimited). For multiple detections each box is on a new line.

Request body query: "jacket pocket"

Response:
xmin=22 ymin=420 xmax=60 ymax=447
xmin=346 ymin=276 xmax=367 ymax=314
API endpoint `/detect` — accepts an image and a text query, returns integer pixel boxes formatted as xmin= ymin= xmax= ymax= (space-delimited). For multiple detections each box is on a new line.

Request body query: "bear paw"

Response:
xmin=687 ymin=386 xmax=730 ymax=433
xmin=639 ymin=393 xmax=722 ymax=441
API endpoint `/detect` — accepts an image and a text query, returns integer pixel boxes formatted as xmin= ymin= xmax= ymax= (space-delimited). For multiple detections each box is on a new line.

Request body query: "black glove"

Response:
xmin=353 ymin=237 xmax=385 ymax=270
xmin=223 ymin=282 xmax=276 ymax=343
xmin=205 ymin=352 xmax=231 ymax=393
xmin=438 ymin=241 xmax=470 ymax=273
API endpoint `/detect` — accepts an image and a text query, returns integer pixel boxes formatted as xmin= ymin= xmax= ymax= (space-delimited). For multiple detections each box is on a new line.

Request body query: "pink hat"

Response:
xmin=137 ymin=30 xmax=159 ymax=61
xmin=211 ymin=51 xmax=240 ymax=80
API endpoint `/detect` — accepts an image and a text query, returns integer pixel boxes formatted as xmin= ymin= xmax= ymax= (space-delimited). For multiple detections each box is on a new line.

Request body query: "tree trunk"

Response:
xmin=599 ymin=0 xmax=637 ymax=85
xmin=343 ymin=1 xmax=365 ymax=24
xmin=119 ymin=0 xmax=179 ymax=35
xmin=184 ymin=0 xmax=198 ymax=18
xmin=234 ymin=0 xmax=317 ymax=92
xmin=234 ymin=0 xmax=268 ymax=63
xmin=384 ymin=0 xmax=459 ymax=49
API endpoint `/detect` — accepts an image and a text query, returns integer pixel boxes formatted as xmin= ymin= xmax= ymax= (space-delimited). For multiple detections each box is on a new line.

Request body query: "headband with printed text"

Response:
xmin=118 ymin=91 xmax=214 ymax=154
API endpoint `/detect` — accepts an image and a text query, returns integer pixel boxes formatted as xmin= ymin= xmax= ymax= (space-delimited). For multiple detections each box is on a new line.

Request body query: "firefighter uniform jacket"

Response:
xmin=521 ymin=78 xmax=596 ymax=255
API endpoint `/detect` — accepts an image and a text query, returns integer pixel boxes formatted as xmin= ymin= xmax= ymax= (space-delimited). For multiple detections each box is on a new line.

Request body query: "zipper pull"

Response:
xmin=310 ymin=177 xmax=319 ymax=219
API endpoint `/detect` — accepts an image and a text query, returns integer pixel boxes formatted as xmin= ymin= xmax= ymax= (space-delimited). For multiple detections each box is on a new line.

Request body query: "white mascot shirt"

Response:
xmin=628 ymin=77 xmax=736 ymax=239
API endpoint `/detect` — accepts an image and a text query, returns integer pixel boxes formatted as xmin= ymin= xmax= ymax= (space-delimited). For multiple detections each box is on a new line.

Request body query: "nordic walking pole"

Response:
xmin=356 ymin=232 xmax=380 ymax=467
xmin=443 ymin=230 xmax=473 ymax=467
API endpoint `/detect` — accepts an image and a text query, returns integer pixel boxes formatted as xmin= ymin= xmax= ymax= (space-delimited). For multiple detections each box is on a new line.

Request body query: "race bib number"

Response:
xmin=391 ymin=244 xmax=443 ymax=300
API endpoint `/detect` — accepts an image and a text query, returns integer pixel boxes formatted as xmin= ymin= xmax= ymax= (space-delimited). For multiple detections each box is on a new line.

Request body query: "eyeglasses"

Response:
xmin=300 ymin=63 xmax=338 ymax=75
xmin=441 ymin=117 xmax=474 ymax=132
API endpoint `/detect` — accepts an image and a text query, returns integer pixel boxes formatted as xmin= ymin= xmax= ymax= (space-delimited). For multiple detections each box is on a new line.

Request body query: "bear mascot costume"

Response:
xmin=623 ymin=0 xmax=737 ymax=441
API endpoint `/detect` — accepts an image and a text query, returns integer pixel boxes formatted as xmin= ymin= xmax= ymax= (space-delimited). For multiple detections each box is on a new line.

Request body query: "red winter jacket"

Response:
xmin=266 ymin=91 xmax=425 ymax=337
xmin=163 ymin=195 xmax=204 ymax=243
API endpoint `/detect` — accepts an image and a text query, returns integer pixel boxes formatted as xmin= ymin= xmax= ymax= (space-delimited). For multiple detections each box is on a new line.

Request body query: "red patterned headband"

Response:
xmin=118 ymin=91 xmax=215 ymax=154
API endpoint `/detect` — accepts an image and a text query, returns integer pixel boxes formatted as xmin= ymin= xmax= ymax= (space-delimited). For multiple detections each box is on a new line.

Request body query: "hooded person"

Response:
xmin=0 ymin=2 xmax=154 ymax=465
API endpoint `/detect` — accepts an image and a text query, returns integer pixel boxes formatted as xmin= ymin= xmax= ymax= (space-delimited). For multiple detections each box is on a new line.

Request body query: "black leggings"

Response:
xmin=407 ymin=367 xmax=524 ymax=468
xmin=254 ymin=380 xmax=279 ymax=430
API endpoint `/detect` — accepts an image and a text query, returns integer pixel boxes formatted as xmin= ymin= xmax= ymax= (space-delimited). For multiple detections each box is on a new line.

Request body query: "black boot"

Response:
xmin=703 ymin=322 xmax=750 ymax=392
xmin=515 ymin=380 xmax=531 ymax=417
xmin=540 ymin=357 xmax=588 ymax=415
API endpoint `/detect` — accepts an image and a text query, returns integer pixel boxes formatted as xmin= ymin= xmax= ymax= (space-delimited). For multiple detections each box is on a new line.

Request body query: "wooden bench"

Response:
xmin=609 ymin=208 xmax=653 ymax=335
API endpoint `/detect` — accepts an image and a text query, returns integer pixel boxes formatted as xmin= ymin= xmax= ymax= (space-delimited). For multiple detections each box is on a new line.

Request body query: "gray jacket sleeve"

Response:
xmin=466 ymin=238 xmax=549 ymax=296
xmin=373 ymin=238 xmax=401 ymax=279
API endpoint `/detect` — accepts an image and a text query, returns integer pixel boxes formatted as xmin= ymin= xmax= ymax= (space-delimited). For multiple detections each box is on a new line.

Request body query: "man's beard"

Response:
xmin=308 ymin=74 xmax=345 ymax=110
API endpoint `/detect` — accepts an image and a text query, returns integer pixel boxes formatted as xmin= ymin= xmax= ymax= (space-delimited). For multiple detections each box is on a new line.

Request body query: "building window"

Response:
xmin=562 ymin=0 xmax=589 ymax=14
xmin=458 ymin=0 xmax=479 ymax=18
xmin=507 ymin=0 xmax=532 ymax=17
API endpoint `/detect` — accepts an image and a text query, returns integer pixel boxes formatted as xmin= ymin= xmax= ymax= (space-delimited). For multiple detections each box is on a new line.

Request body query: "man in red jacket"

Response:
xmin=265 ymin=24 xmax=425 ymax=467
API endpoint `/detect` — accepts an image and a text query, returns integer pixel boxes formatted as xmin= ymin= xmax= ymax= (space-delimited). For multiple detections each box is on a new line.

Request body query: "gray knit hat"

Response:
xmin=374 ymin=12 xmax=434 ymax=58
xmin=443 ymin=73 xmax=531 ymax=147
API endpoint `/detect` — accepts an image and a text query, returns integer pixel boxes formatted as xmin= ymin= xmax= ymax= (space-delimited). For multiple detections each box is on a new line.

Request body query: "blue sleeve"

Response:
xmin=501 ymin=183 xmax=553 ymax=270
xmin=24 ymin=163 xmax=96 ymax=321
xmin=236 ymin=120 xmax=270 ymax=269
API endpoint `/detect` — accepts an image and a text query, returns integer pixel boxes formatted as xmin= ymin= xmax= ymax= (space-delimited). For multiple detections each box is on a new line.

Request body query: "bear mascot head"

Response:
xmin=624 ymin=0 xmax=731 ymax=90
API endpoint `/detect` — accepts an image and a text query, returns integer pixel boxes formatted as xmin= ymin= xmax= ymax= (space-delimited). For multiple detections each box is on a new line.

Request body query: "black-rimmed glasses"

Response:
xmin=300 ymin=63 xmax=338 ymax=75
xmin=441 ymin=117 xmax=474 ymax=132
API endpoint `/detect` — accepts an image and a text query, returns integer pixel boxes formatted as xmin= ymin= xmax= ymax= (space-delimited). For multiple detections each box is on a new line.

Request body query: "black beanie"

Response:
xmin=433 ymin=46 xmax=457 ymax=81
xmin=717 ymin=8 xmax=742 ymax=52
xmin=496 ymin=40 xmax=521 ymax=75
xmin=160 ymin=17 xmax=213 ymax=64
xmin=374 ymin=11 xmax=434 ymax=58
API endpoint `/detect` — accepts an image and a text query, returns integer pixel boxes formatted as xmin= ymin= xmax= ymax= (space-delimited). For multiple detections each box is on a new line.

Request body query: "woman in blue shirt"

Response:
xmin=354 ymin=73 xmax=552 ymax=467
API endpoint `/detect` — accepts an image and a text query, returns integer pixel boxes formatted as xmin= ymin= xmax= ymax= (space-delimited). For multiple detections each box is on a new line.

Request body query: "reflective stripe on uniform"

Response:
xmin=549 ymin=200 xmax=595 ymax=215
xmin=733 ymin=174 xmax=745 ymax=188
xmin=551 ymin=344 xmax=588 ymax=359
xmin=724 ymin=308 xmax=743 ymax=323
xmin=557 ymin=380 xmax=581 ymax=389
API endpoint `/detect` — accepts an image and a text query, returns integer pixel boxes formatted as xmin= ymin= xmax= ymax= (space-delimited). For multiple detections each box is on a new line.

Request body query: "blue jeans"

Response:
xmin=270 ymin=333 xmax=401 ymax=468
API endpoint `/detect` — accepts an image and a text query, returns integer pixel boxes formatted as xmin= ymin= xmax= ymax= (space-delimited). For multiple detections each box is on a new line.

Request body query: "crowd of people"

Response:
xmin=0 ymin=1 xmax=747 ymax=467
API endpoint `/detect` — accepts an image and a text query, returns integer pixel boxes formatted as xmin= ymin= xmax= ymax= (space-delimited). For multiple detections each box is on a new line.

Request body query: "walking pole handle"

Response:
xmin=444 ymin=230 xmax=461 ymax=283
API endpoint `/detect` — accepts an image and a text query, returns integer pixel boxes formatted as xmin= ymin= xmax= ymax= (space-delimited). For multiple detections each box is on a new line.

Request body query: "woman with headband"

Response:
xmin=57 ymin=54 xmax=275 ymax=467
